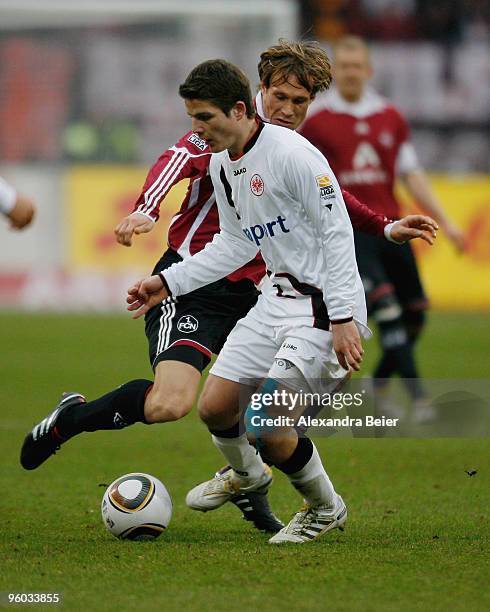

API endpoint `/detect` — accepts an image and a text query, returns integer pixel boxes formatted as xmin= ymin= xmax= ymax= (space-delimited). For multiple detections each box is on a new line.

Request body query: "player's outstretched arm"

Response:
xmin=116 ymin=131 xmax=212 ymax=247
xmin=402 ymin=169 xmax=466 ymax=251
xmin=115 ymin=212 xmax=155 ymax=246
xmin=388 ymin=214 xmax=438 ymax=245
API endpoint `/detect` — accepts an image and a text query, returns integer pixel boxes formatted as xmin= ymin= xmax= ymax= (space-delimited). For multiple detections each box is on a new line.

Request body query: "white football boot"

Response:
xmin=186 ymin=464 xmax=273 ymax=512
xmin=268 ymin=494 xmax=347 ymax=544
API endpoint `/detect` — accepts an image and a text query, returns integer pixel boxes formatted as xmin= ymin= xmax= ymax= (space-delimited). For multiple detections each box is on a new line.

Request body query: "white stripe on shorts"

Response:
xmin=156 ymin=297 xmax=177 ymax=357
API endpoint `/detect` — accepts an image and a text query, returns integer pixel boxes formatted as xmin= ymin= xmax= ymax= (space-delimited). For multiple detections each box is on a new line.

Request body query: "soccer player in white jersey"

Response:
xmin=0 ymin=176 xmax=35 ymax=229
xmin=127 ymin=59 xmax=369 ymax=544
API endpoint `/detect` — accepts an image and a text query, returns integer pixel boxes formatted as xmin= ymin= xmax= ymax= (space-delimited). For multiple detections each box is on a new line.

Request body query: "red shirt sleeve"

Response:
xmin=342 ymin=188 xmax=390 ymax=236
xmin=132 ymin=131 xmax=211 ymax=221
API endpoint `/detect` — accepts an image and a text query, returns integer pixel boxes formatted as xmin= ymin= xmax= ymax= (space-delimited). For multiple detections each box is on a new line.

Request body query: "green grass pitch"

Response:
xmin=1 ymin=311 xmax=489 ymax=611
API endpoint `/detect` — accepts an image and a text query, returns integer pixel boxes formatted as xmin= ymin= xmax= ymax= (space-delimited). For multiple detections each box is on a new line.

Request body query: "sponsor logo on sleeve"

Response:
xmin=315 ymin=174 xmax=335 ymax=203
xmin=187 ymin=133 xmax=208 ymax=151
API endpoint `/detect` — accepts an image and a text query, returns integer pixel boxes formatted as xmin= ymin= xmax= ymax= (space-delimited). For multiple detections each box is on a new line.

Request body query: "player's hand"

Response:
xmin=331 ymin=320 xmax=364 ymax=371
xmin=127 ymin=274 xmax=168 ymax=319
xmin=115 ymin=212 xmax=154 ymax=247
xmin=390 ymin=215 xmax=438 ymax=245
xmin=8 ymin=196 xmax=35 ymax=230
xmin=443 ymin=222 xmax=466 ymax=252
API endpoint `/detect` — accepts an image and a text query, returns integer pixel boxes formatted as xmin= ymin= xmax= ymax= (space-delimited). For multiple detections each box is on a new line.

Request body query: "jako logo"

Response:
xmin=243 ymin=215 xmax=290 ymax=246
xmin=234 ymin=167 xmax=246 ymax=176
xmin=177 ymin=315 xmax=199 ymax=333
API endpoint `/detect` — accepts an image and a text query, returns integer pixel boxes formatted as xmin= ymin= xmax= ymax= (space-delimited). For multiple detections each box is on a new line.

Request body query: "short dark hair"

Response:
xmin=258 ymin=39 xmax=332 ymax=98
xmin=179 ymin=59 xmax=255 ymax=118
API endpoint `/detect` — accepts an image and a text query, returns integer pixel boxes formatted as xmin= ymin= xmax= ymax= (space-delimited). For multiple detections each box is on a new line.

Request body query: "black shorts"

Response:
xmin=353 ymin=231 xmax=429 ymax=313
xmin=145 ymin=249 xmax=259 ymax=373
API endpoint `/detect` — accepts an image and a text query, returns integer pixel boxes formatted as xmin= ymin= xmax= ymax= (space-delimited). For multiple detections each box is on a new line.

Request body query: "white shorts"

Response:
xmin=210 ymin=301 xmax=347 ymax=393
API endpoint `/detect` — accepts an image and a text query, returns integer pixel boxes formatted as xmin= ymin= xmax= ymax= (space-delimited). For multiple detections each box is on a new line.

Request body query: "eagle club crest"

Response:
xmin=250 ymin=174 xmax=264 ymax=196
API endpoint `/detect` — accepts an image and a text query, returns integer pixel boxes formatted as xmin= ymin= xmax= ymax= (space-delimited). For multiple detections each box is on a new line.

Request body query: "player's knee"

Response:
xmin=145 ymin=386 xmax=194 ymax=423
xmin=197 ymin=393 xmax=227 ymax=425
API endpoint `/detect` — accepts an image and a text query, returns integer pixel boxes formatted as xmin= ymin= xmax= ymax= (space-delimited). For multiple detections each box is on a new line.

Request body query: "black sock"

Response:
xmin=58 ymin=379 xmax=153 ymax=438
xmin=208 ymin=416 xmax=245 ymax=438
xmin=273 ymin=437 xmax=314 ymax=474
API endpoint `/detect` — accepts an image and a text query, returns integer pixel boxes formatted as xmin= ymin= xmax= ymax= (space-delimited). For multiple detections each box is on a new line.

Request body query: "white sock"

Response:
xmin=212 ymin=433 xmax=265 ymax=484
xmin=288 ymin=443 xmax=337 ymax=508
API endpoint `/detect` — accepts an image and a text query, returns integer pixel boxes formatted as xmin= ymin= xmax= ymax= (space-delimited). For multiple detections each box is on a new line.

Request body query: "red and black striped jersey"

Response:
xmin=132 ymin=131 xmax=265 ymax=284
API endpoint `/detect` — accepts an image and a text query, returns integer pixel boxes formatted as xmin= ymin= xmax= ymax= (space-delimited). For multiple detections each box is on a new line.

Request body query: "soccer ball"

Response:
xmin=101 ymin=473 xmax=172 ymax=540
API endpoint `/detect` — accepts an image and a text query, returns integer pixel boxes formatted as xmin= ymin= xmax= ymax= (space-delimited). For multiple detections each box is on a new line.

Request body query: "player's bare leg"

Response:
xmin=144 ymin=360 xmax=201 ymax=423
xmin=246 ymin=372 xmax=347 ymax=544
xmin=185 ymin=375 xmax=283 ymax=532
xmin=186 ymin=376 xmax=272 ymax=506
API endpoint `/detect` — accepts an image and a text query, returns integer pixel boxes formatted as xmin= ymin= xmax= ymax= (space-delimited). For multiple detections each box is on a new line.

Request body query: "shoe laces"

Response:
xmin=204 ymin=469 xmax=238 ymax=495
xmin=284 ymin=504 xmax=314 ymax=535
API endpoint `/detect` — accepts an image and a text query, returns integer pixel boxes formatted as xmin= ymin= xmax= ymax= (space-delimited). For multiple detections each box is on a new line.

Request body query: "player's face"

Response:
xmin=333 ymin=48 xmax=372 ymax=102
xmin=185 ymin=99 xmax=241 ymax=153
xmin=261 ymin=74 xmax=313 ymax=131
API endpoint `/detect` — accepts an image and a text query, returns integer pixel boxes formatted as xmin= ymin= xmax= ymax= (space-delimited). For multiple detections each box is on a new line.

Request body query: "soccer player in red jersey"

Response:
xmin=21 ymin=41 xmax=436 ymax=531
xmin=300 ymin=36 xmax=465 ymax=421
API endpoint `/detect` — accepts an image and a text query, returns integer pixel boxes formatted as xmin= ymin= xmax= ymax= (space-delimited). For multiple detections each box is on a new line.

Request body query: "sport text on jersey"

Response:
xmin=243 ymin=215 xmax=290 ymax=246
xmin=187 ymin=133 xmax=208 ymax=151
xmin=315 ymin=175 xmax=336 ymax=202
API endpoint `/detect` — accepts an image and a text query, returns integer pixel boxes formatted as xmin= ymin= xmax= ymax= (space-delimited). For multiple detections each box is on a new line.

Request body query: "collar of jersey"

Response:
xmin=314 ymin=86 xmax=387 ymax=119
xmin=228 ymin=117 xmax=265 ymax=162
xmin=254 ymin=91 xmax=269 ymax=123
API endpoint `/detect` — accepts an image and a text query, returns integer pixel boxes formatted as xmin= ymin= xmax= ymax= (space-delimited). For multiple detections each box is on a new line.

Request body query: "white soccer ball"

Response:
xmin=101 ymin=473 xmax=172 ymax=540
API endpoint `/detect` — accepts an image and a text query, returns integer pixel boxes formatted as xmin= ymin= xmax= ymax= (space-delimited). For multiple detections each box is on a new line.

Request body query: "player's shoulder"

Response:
xmin=261 ymin=123 xmax=314 ymax=152
xmin=380 ymin=101 xmax=408 ymax=124
xmin=173 ymin=131 xmax=212 ymax=156
xmin=306 ymin=87 xmax=399 ymax=122
xmin=260 ymin=124 xmax=325 ymax=171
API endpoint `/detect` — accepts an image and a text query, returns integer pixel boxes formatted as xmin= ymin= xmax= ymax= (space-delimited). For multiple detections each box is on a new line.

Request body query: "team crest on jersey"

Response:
xmin=187 ymin=133 xmax=207 ymax=151
xmin=316 ymin=175 xmax=335 ymax=202
xmin=177 ymin=315 xmax=199 ymax=333
xmin=250 ymin=174 xmax=264 ymax=196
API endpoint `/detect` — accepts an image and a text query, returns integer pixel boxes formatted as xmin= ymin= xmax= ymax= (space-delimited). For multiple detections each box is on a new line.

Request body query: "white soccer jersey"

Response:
xmin=164 ymin=122 xmax=369 ymax=336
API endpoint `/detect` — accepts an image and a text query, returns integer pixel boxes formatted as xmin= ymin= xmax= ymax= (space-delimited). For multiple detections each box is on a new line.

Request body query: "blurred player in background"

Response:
xmin=20 ymin=41 xmax=436 ymax=532
xmin=0 ymin=176 xmax=35 ymax=229
xmin=300 ymin=36 xmax=464 ymax=422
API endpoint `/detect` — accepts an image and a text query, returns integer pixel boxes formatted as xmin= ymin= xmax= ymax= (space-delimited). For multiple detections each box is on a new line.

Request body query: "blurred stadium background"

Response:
xmin=0 ymin=0 xmax=488 ymax=311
